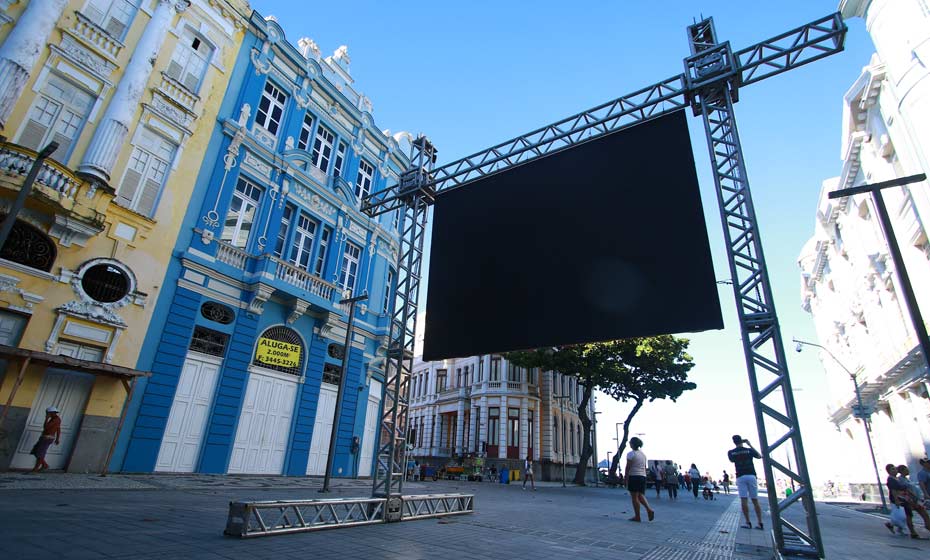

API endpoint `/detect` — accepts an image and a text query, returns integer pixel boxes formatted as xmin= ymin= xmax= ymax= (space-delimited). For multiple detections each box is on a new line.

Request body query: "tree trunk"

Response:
xmin=573 ymin=379 xmax=595 ymax=485
xmin=608 ymin=397 xmax=644 ymax=478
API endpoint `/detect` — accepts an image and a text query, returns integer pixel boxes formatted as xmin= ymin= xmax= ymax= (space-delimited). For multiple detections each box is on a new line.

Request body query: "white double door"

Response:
xmin=155 ymin=352 xmax=222 ymax=472
xmin=10 ymin=344 xmax=100 ymax=470
xmin=228 ymin=367 xmax=297 ymax=474
xmin=306 ymin=383 xmax=338 ymax=476
xmin=357 ymin=380 xmax=382 ymax=477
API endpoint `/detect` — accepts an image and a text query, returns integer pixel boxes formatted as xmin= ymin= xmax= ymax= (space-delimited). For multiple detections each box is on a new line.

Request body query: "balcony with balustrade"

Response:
xmin=0 ymin=141 xmax=105 ymax=236
xmin=208 ymin=239 xmax=345 ymax=315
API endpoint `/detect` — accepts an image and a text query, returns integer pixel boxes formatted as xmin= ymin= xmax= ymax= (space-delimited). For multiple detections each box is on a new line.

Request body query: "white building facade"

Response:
xmin=408 ymin=354 xmax=593 ymax=481
xmin=798 ymin=0 xmax=930 ymax=483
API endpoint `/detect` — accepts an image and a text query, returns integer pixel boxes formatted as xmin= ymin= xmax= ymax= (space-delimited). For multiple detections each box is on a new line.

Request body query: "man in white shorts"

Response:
xmin=728 ymin=434 xmax=763 ymax=530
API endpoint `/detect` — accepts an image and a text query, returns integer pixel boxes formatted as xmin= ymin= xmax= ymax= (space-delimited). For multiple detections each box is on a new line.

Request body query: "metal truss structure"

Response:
xmin=371 ymin=136 xmax=437 ymax=505
xmin=363 ymin=12 xmax=846 ymax=558
xmin=223 ymin=493 xmax=475 ymax=538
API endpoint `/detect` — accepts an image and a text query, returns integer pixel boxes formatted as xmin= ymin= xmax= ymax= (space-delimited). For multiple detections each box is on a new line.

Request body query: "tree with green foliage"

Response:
xmin=603 ymin=336 xmax=696 ymax=479
xmin=507 ymin=335 xmax=696 ymax=485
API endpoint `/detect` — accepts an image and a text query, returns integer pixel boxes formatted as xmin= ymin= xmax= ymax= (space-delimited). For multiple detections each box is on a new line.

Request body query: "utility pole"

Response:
xmin=794 ymin=338 xmax=888 ymax=512
xmin=320 ymin=291 xmax=368 ymax=493
xmin=0 ymin=141 xmax=58 ymax=249
xmin=829 ymin=173 xmax=930 ymax=375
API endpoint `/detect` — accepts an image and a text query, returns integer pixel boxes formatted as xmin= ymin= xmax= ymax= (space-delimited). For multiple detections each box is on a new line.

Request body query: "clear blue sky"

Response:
xmin=255 ymin=0 xmax=876 ymax=483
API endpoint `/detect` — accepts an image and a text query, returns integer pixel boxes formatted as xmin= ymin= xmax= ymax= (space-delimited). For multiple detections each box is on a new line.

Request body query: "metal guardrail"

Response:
xmin=224 ymin=493 xmax=474 ymax=538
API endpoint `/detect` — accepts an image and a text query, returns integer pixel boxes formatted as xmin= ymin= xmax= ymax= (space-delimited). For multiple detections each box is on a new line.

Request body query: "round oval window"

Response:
xmin=81 ymin=264 xmax=130 ymax=303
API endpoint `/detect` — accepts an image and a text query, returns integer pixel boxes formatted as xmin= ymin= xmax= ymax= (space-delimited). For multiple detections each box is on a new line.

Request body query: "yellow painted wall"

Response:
xmin=0 ymin=0 xmax=250 ymax=420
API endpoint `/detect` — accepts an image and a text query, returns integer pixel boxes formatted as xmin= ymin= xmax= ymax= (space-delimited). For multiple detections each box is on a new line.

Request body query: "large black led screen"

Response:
xmin=423 ymin=110 xmax=723 ymax=361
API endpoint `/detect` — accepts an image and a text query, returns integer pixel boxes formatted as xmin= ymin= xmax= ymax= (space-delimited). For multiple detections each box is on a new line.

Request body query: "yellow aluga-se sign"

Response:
xmin=255 ymin=337 xmax=301 ymax=369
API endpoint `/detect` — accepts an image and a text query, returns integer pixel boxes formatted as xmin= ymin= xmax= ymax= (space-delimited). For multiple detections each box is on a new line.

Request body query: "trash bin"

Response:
xmin=500 ymin=468 xmax=509 ymax=484
xmin=510 ymin=468 xmax=520 ymax=482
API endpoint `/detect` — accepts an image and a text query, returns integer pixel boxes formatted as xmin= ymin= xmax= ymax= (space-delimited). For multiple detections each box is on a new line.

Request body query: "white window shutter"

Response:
xmin=18 ymin=119 xmax=48 ymax=151
xmin=117 ymin=167 xmax=142 ymax=207
xmin=166 ymin=60 xmax=183 ymax=82
xmin=49 ymin=132 xmax=72 ymax=163
xmin=83 ymin=3 xmax=104 ymax=26
xmin=136 ymin=176 xmax=161 ymax=217
xmin=182 ymin=70 xmax=199 ymax=93
xmin=105 ymin=17 xmax=126 ymax=38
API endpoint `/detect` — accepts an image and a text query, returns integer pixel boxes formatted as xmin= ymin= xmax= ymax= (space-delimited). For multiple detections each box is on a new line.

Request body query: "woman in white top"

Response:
xmin=688 ymin=464 xmax=702 ymax=499
xmin=522 ymin=455 xmax=536 ymax=490
xmin=624 ymin=436 xmax=655 ymax=522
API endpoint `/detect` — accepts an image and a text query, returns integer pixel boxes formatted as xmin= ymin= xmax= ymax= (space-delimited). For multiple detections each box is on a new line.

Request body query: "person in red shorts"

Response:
xmin=29 ymin=406 xmax=61 ymax=473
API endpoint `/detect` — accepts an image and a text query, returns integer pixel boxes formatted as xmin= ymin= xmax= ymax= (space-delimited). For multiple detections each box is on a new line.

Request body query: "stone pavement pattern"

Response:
xmin=0 ymin=474 xmax=920 ymax=559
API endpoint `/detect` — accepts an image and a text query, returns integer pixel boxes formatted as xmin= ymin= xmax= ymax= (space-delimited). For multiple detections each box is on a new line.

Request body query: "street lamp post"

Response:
xmin=554 ymin=396 xmax=570 ymax=487
xmin=592 ymin=408 xmax=601 ymax=487
xmin=320 ymin=291 xmax=368 ymax=493
xmin=793 ymin=338 xmax=888 ymax=511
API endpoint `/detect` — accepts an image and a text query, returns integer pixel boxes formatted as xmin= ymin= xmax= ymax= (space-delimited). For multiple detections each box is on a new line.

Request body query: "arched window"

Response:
xmin=253 ymin=325 xmax=305 ymax=376
xmin=0 ymin=218 xmax=56 ymax=272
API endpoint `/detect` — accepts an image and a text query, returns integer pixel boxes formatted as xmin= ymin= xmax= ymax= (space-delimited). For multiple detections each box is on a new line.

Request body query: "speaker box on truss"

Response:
xmin=423 ymin=110 xmax=722 ymax=360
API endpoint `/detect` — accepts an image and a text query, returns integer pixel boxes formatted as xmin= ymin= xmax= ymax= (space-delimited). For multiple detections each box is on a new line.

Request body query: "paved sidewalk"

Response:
xmin=0 ymin=475 xmax=772 ymax=560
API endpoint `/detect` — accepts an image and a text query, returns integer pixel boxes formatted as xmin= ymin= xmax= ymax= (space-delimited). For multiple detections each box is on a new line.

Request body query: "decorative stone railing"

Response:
xmin=0 ymin=143 xmax=81 ymax=201
xmin=215 ymin=241 xmax=250 ymax=269
xmin=271 ymin=257 xmax=336 ymax=301
xmin=72 ymin=11 xmax=123 ymax=59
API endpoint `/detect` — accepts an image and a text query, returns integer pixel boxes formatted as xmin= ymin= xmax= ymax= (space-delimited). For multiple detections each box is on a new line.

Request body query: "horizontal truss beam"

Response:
xmin=224 ymin=494 xmax=475 ymax=538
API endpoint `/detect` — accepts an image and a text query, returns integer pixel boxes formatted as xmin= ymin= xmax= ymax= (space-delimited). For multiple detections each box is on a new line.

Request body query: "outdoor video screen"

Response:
xmin=422 ymin=110 xmax=723 ymax=360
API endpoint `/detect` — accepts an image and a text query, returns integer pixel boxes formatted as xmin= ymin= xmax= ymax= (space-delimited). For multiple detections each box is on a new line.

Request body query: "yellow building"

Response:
xmin=0 ymin=0 xmax=250 ymax=472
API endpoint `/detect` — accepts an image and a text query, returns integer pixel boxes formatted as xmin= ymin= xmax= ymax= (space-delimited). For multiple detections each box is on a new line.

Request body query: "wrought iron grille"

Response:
xmin=201 ymin=301 xmax=235 ymax=324
xmin=0 ymin=218 xmax=56 ymax=272
xmin=253 ymin=326 xmax=304 ymax=376
xmin=81 ymin=263 xmax=130 ymax=303
xmin=189 ymin=325 xmax=229 ymax=357
xmin=322 ymin=363 xmax=342 ymax=385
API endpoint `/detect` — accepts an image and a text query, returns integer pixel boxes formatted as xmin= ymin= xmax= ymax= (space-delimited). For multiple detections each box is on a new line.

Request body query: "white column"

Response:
xmin=79 ymin=0 xmax=187 ymax=182
xmin=454 ymin=399 xmax=465 ymax=454
xmin=479 ymin=398 xmax=488 ymax=455
xmin=518 ymin=398 xmax=529 ymax=461
xmin=850 ymin=1 xmax=930 ymax=173
xmin=533 ymin=401 xmax=545 ymax=461
xmin=499 ymin=403 xmax=508 ymax=459
xmin=0 ymin=0 xmax=68 ymax=128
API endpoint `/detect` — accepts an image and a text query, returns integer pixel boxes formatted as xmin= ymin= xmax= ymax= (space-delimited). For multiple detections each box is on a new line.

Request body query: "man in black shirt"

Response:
xmin=728 ymin=434 xmax=763 ymax=530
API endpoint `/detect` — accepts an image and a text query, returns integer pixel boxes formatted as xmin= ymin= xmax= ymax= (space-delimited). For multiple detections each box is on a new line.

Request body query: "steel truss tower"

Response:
xmin=370 ymin=136 xmax=436 ymax=516
xmin=364 ymin=13 xmax=846 ymax=556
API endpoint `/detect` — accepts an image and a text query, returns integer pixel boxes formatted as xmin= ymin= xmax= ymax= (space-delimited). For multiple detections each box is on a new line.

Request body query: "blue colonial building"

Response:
xmin=112 ymin=12 xmax=409 ymax=476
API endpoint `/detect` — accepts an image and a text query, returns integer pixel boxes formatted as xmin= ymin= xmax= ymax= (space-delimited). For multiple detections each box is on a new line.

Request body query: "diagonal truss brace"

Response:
xmin=362 ymin=13 xmax=845 ymax=215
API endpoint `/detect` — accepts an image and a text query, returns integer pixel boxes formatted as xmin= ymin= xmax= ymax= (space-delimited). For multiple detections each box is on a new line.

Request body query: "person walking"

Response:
xmin=29 ymin=406 xmax=61 ymax=473
xmin=684 ymin=470 xmax=692 ymax=492
xmin=722 ymin=471 xmax=731 ymax=495
xmin=886 ymin=464 xmax=923 ymax=539
xmin=918 ymin=459 xmax=930 ymax=503
xmin=688 ymin=464 xmax=701 ymax=499
xmin=652 ymin=462 xmax=663 ymax=499
xmin=678 ymin=471 xmax=686 ymax=490
xmin=663 ymin=460 xmax=679 ymax=500
xmin=898 ymin=464 xmax=930 ymax=532
xmin=624 ymin=437 xmax=655 ymax=522
xmin=728 ymin=435 xmax=764 ymax=530
xmin=522 ymin=455 xmax=536 ymax=490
